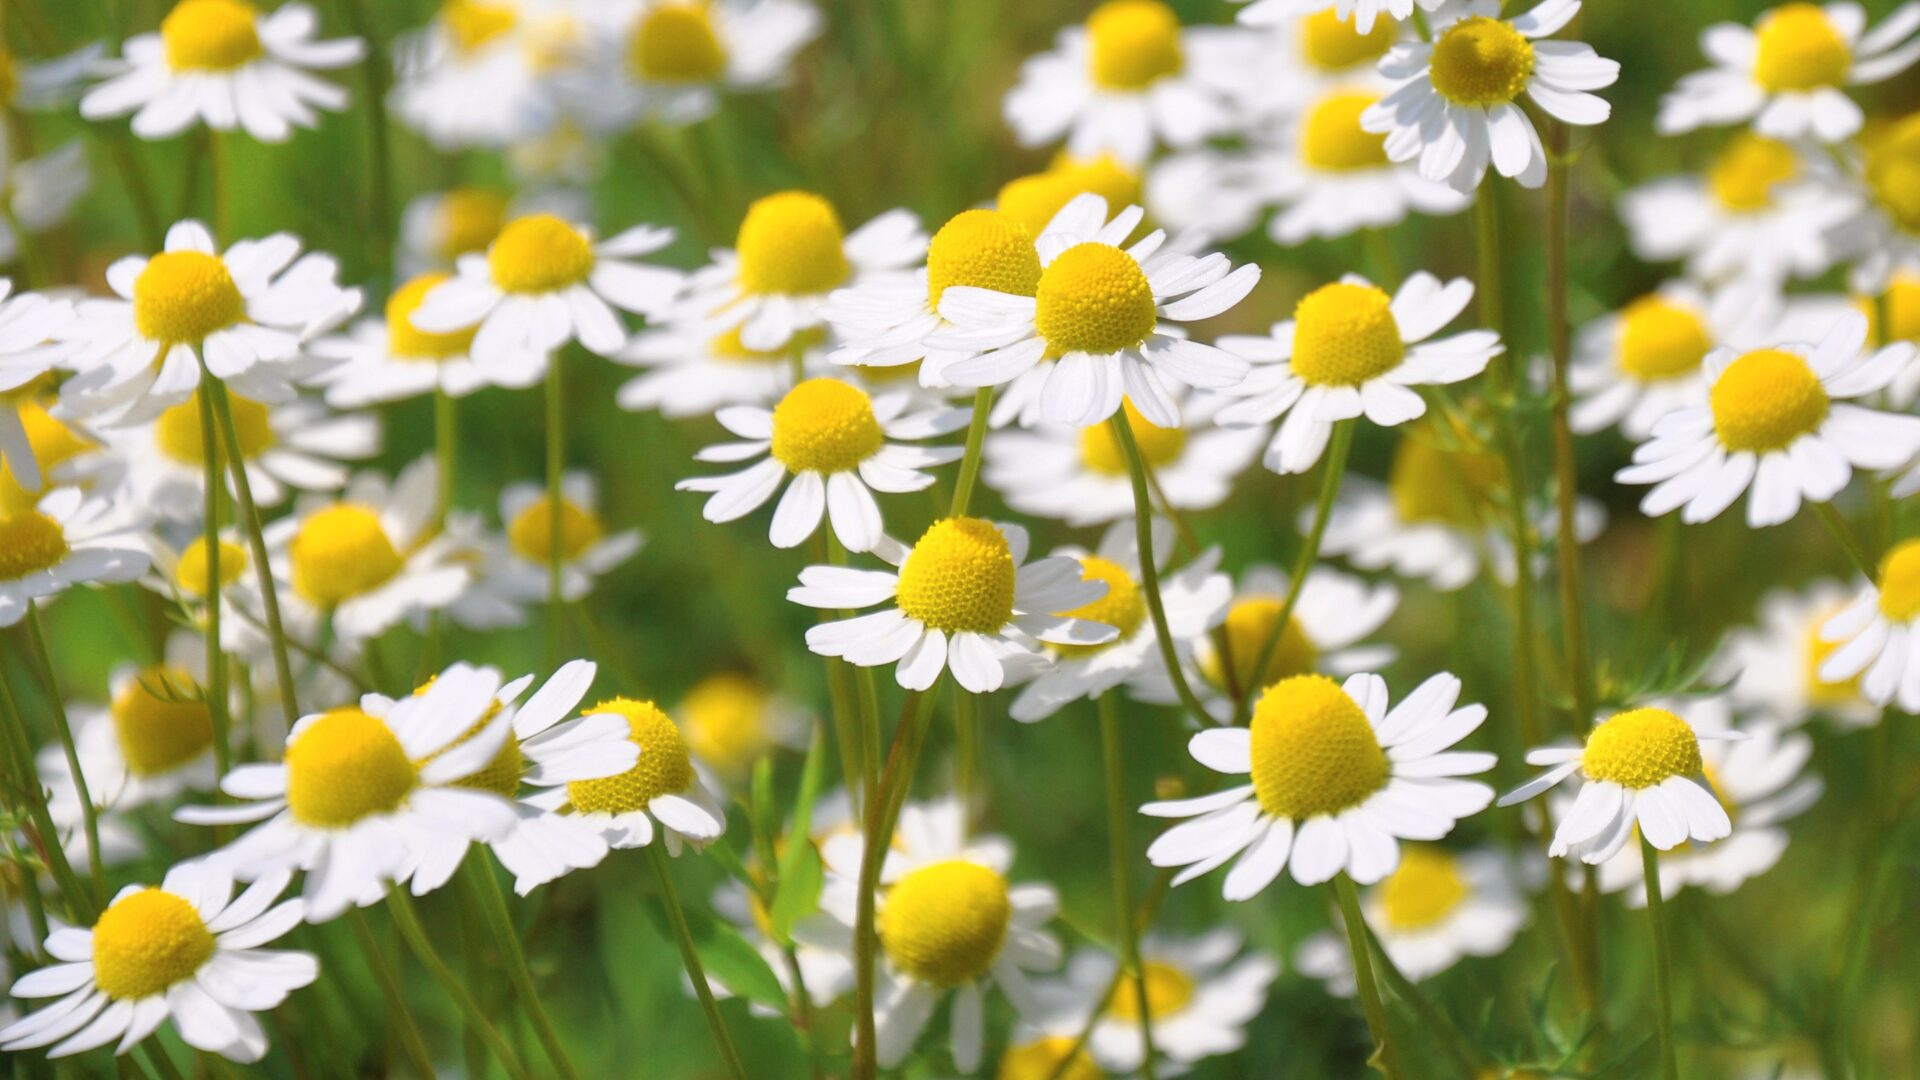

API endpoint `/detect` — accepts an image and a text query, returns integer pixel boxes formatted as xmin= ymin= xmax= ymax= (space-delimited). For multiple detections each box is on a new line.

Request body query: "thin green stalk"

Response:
xmin=386 ymin=889 xmax=532 ymax=1080
xmin=464 ymin=856 xmax=578 ymax=1080
xmin=339 ymin=0 xmax=395 ymax=288
xmin=1333 ymin=873 xmax=1402 ymax=1080
xmin=24 ymin=605 xmax=103 ymax=906
xmin=194 ymin=386 xmax=233 ymax=785
xmin=1360 ymin=920 xmax=1485 ymax=1076
xmin=1543 ymin=121 xmax=1595 ymax=725
xmin=1640 ymin=838 xmax=1680 ymax=1080
xmin=135 ymin=1043 xmax=187 ymax=1080
xmin=952 ymin=682 xmax=978 ymax=814
xmin=102 ymin=135 xmax=165 ymax=249
xmin=0 ymin=661 xmax=88 ymax=918
xmin=346 ymin=909 xmax=436 ymax=1080
xmin=1045 ymin=867 xmax=1175 ymax=1080
xmin=434 ymin=387 xmax=457 ymax=528
xmin=544 ymin=351 xmax=565 ymax=669
xmin=948 ymin=388 xmax=993 ymax=517
xmin=1098 ymin=692 xmax=1156 ymax=1079
xmin=1815 ymin=502 xmax=1876 ymax=579
xmin=646 ymin=843 xmax=750 ymax=1080
xmin=1110 ymin=412 xmax=1210 ymax=724
xmin=208 ymin=378 xmax=302 ymax=725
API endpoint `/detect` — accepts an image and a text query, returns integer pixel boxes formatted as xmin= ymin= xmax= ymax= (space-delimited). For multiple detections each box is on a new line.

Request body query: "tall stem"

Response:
xmin=1815 ymin=502 xmax=1876 ymax=579
xmin=208 ymin=378 xmax=302 ymax=725
xmin=434 ymin=386 xmax=457 ymax=528
xmin=646 ymin=843 xmax=749 ymax=1080
xmin=1332 ymin=873 xmax=1402 ymax=1080
xmin=1543 ymin=122 xmax=1595 ymax=725
xmin=340 ymin=0 xmax=395 ymax=288
xmin=0 ymin=658 xmax=89 ymax=917
xmin=386 ymin=889 xmax=532 ymax=1080
xmin=1640 ymin=838 xmax=1680 ymax=1080
xmin=544 ymin=351 xmax=565 ymax=669
xmin=1098 ymin=692 xmax=1156 ymax=1078
xmin=1110 ymin=412 xmax=1209 ymax=724
xmin=948 ymin=388 xmax=993 ymax=517
xmin=24 ymin=604 xmax=103 ymax=905
xmin=346 ymin=909 xmax=436 ymax=1080
xmin=194 ymin=387 xmax=234 ymax=785
xmin=463 ymin=857 xmax=578 ymax=1080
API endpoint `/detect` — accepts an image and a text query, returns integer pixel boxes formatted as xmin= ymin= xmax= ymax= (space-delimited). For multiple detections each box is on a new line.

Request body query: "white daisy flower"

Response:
xmin=1656 ymin=2 xmax=1920 ymax=144
xmin=675 ymin=190 xmax=926 ymax=354
xmin=491 ymin=470 xmax=643 ymax=601
xmin=613 ymin=316 xmax=817 ymax=417
xmin=521 ymin=695 xmax=729 ymax=856
xmin=426 ymin=511 xmax=534 ymax=632
xmin=572 ymin=0 xmax=821 ymax=129
xmin=1231 ymin=1 xmax=1411 ymax=114
xmin=399 ymin=187 xmax=510 ymax=274
xmin=794 ymin=798 xmax=1062 ymax=1072
xmin=56 ymin=221 xmax=360 ymax=427
xmin=1360 ymin=0 xmax=1619 ymax=193
xmin=310 ymin=271 xmax=545 ymax=407
xmin=411 ymin=212 xmax=683 ymax=379
xmin=0 ymin=487 xmax=149 ymax=627
xmin=36 ymin=647 xmax=222 ymax=825
xmin=0 ymin=143 xmax=92 ymax=269
xmin=176 ymin=662 xmax=521 ymax=921
xmin=1237 ymin=0 xmax=1444 ymax=36
xmin=1499 ymin=699 xmax=1746 ymax=865
xmin=264 ymin=456 xmax=471 ymax=642
xmin=1214 ymin=272 xmax=1502 ymax=474
xmin=677 ymin=377 xmax=966 ymax=554
xmin=675 ymin=672 xmax=810 ymax=785
xmin=1009 ymin=519 xmax=1231 ymax=723
xmin=0 ymin=282 xmax=80 ymax=493
xmin=0 ymin=862 xmax=314 ymax=1062
xmin=1569 ymin=280 xmax=1779 ymax=439
xmin=80 ymin=0 xmax=364 ymax=142
xmin=1055 ymin=930 xmax=1279 ymax=1073
xmin=789 ymin=517 xmax=1118 ymax=693
xmin=1822 ymin=110 xmax=1920 ymax=293
xmin=1615 ymin=312 xmax=1920 ymax=528
xmin=929 ymin=194 xmax=1260 ymax=430
xmin=1145 ymin=671 xmax=1496 ymax=897
xmin=390 ymin=0 xmax=582 ymax=150
xmin=1817 ymin=538 xmax=1920 ymax=712
xmin=1716 ymin=580 xmax=1878 ymax=728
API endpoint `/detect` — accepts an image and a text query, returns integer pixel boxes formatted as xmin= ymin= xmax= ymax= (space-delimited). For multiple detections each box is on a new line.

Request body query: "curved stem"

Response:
xmin=1639 ymin=838 xmax=1680 ymax=1080
xmin=1543 ymin=124 xmax=1595 ymax=725
xmin=464 ymin=856 xmax=578 ymax=1080
xmin=545 ymin=351 xmax=565 ymax=669
xmin=0 ymin=659 xmax=89 ymax=917
xmin=1110 ymin=412 xmax=1210 ymax=724
xmin=948 ymin=388 xmax=993 ymax=517
xmin=1333 ymin=873 xmax=1402 ymax=1080
xmin=346 ymin=909 xmax=436 ymax=1080
xmin=1815 ymin=502 xmax=1876 ymax=580
xmin=208 ymin=378 xmax=302 ymax=726
xmin=646 ymin=843 xmax=749 ymax=1080
xmin=24 ymin=604 xmax=103 ymax=906
xmin=386 ymin=888 xmax=532 ymax=1080
xmin=1098 ymin=692 xmax=1156 ymax=1078
xmin=194 ymin=387 xmax=233 ymax=787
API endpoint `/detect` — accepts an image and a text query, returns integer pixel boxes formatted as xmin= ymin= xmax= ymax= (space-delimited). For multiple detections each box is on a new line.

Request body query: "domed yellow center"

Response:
xmin=91 ymin=889 xmax=215 ymax=1000
xmin=1087 ymin=0 xmax=1183 ymax=90
xmin=388 ymin=273 xmax=479 ymax=361
xmin=1301 ymin=8 xmax=1396 ymax=70
xmin=1302 ymin=90 xmax=1390 ymax=172
xmin=134 ymin=252 xmax=245 ymax=345
xmin=1429 ymin=16 xmax=1534 ymax=107
xmin=1377 ymin=846 xmax=1469 ymax=930
xmin=1205 ymin=597 xmax=1318 ymax=691
xmin=1053 ymin=555 xmax=1145 ymax=656
xmin=1291 ymin=281 xmax=1403 ymax=386
xmin=566 ymin=698 xmax=695 ymax=813
xmin=289 ymin=504 xmax=403 ymax=608
xmin=1865 ymin=115 xmax=1920 ymax=235
xmin=154 ymin=389 xmax=272 ymax=465
xmin=112 ymin=666 xmax=215 ymax=776
xmin=1876 ymin=539 xmax=1920 ymax=621
xmin=1249 ymin=674 xmax=1389 ymax=819
xmin=175 ymin=535 xmax=248 ymax=598
xmin=879 ymin=859 xmax=1011 ymax=986
xmin=0 ymin=509 xmax=68 ymax=581
xmin=735 ymin=191 xmax=851 ymax=296
xmin=1581 ymin=707 xmax=1702 ymax=789
xmin=507 ymin=494 xmax=604 ymax=563
xmin=680 ymin=673 xmax=774 ymax=776
xmin=770 ymin=378 xmax=884 ymax=474
xmin=1388 ymin=428 xmax=1504 ymax=527
xmin=927 ymin=209 xmax=1042 ymax=311
xmin=630 ymin=3 xmax=728 ymax=82
xmin=1108 ymin=959 xmax=1194 ymax=1023
xmin=1034 ymin=243 xmax=1157 ymax=358
xmin=1752 ymin=3 xmax=1850 ymax=91
xmin=488 ymin=214 xmax=595 ymax=294
xmin=895 ymin=518 xmax=1018 ymax=634
xmin=435 ymin=188 xmax=508 ymax=260
xmin=1079 ymin=398 xmax=1186 ymax=475
xmin=1708 ymin=134 xmax=1799 ymax=212
xmin=1708 ymin=348 xmax=1828 ymax=453
xmin=998 ymin=1036 xmax=1103 ymax=1080
xmin=1617 ymin=295 xmax=1710 ymax=381
xmin=996 ymin=157 xmax=1142 ymax=237
xmin=162 ymin=0 xmax=262 ymax=72
xmin=285 ymin=708 xmax=420 ymax=827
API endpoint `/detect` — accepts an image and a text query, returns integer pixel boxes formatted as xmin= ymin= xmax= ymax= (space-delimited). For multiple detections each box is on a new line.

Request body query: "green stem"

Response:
xmin=1098 ymin=692 xmax=1156 ymax=1079
xmin=1640 ymin=838 xmax=1680 ymax=1080
xmin=24 ymin=604 xmax=103 ymax=906
xmin=136 ymin=1043 xmax=188 ymax=1080
xmin=194 ymin=386 xmax=233 ymax=786
xmin=0 ymin=659 xmax=89 ymax=918
xmin=1815 ymin=502 xmax=1876 ymax=580
xmin=1110 ymin=412 xmax=1210 ymax=724
xmin=463 ymin=856 xmax=578 ymax=1080
xmin=952 ymin=681 xmax=978 ymax=815
xmin=1543 ymin=123 xmax=1595 ymax=726
xmin=947 ymin=388 xmax=993 ymax=517
xmin=1333 ymin=873 xmax=1402 ymax=1080
xmin=340 ymin=0 xmax=395 ymax=289
xmin=545 ymin=351 xmax=565 ymax=670
xmin=1360 ymin=920 xmax=1485 ymax=1076
xmin=346 ymin=909 xmax=436 ymax=1080
xmin=208 ymin=378 xmax=302 ymax=726
xmin=646 ymin=844 xmax=750 ymax=1080
xmin=386 ymin=889 xmax=532 ymax=1080
xmin=434 ymin=387 xmax=457 ymax=528
xmin=1044 ymin=868 xmax=1175 ymax=1080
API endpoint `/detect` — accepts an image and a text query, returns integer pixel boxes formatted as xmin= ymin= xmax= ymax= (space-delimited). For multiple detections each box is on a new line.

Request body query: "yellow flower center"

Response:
xmin=1053 ymin=556 xmax=1145 ymax=657
xmin=1301 ymin=89 xmax=1391 ymax=172
xmin=90 ymin=889 xmax=215 ymax=1000
xmin=387 ymin=273 xmax=478 ymax=361
xmin=1865 ymin=114 xmax=1920 ymax=235
xmin=1248 ymin=674 xmax=1389 ymax=820
xmin=1087 ymin=0 xmax=1184 ymax=90
xmin=735 ymin=191 xmax=851 ymax=296
xmin=442 ymin=0 xmax=519 ymax=53
xmin=0 ymin=401 xmax=92 ymax=514
xmin=1581 ymin=707 xmax=1703 ymax=789
xmin=1858 ymin=271 xmax=1920 ymax=347
xmin=161 ymin=0 xmax=262 ymax=72
xmin=488 ymin=214 xmax=596 ymax=294
xmin=1388 ymin=426 xmax=1504 ymax=527
xmin=926 ymin=209 xmax=1042 ymax=311
xmin=680 ymin=673 xmax=775 ymax=776
xmin=1034 ymin=243 xmax=1157 ymax=358
xmin=154 ymin=389 xmax=272 ymax=465
xmin=769 ymin=378 xmax=885 ymax=474
xmin=629 ymin=2 xmax=729 ymax=82
xmin=134 ymin=252 xmax=245 ymax=345
xmin=111 ymin=666 xmax=214 ymax=777
xmin=879 ymin=859 xmax=1011 ymax=986
xmin=1616 ymin=295 xmax=1711 ymax=381
xmin=1079 ymin=398 xmax=1186 ymax=475
xmin=1429 ymin=16 xmax=1534 ymax=107
xmin=410 ymin=684 xmax=524 ymax=797
xmin=1803 ymin=606 xmax=1865 ymax=705
xmin=998 ymin=1036 xmax=1104 ymax=1080
xmin=1876 ymin=539 xmax=1920 ymax=621
xmin=506 ymin=494 xmax=605 ymax=563
xmin=175 ymin=535 xmax=248 ymax=599
xmin=1300 ymin=8 xmax=1396 ymax=71
xmin=0 ymin=510 xmax=68 ymax=581
xmin=566 ymin=698 xmax=695 ymax=813
xmin=1108 ymin=960 xmax=1194 ymax=1023
xmin=996 ymin=157 xmax=1142 ymax=237
xmin=1752 ymin=3 xmax=1851 ymax=91
xmin=895 ymin=518 xmax=1018 ymax=634
xmin=1708 ymin=348 xmax=1828 ymax=453
xmin=434 ymin=188 xmax=508 ymax=261
xmin=1203 ymin=597 xmax=1318 ymax=691
xmin=289 ymin=504 xmax=404 ymax=608
xmin=1708 ymin=134 xmax=1799 ymax=213
xmin=1376 ymin=845 xmax=1470 ymax=930
xmin=1291 ymin=281 xmax=1403 ymax=386
xmin=285 ymin=707 xmax=420 ymax=827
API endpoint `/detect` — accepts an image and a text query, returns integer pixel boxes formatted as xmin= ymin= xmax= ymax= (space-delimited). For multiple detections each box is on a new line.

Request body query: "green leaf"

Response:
xmin=694 ymin=919 xmax=789 ymax=1012
xmin=768 ymin=836 xmax=822 ymax=944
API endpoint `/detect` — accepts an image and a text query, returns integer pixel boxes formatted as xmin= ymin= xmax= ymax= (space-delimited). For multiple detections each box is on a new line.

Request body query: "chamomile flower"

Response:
xmin=1817 ymin=539 xmax=1920 ymax=711
xmin=1717 ymin=580 xmax=1877 ymax=727
xmin=797 ymin=798 xmax=1061 ymax=1072
xmin=411 ymin=212 xmax=682 ymax=377
xmin=0 ymin=487 xmax=149 ymax=627
xmin=1178 ymin=566 xmax=1399 ymax=713
xmin=481 ymin=472 xmax=641 ymax=605
xmin=1569 ymin=281 xmax=1779 ymax=439
xmin=1615 ymin=312 xmax=1920 ymax=528
xmin=37 ymin=651 xmax=219 ymax=823
xmin=613 ymin=318 xmax=816 ymax=417
xmin=790 ymin=517 xmax=1117 ymax=693
xmin=1145 ymin=671 xmax=1496 ymax=896
xmin=930 ymin=195 xmax=1260 ymax=429
xmin=1233 ymin=2 xmax=1409 ymax=111
xmin=1003 ymin=0 xmax=1252 ymax=165
xmin=1214 ymin=272 xmax=1501 ymax=474
xmin=82 ymin=0 xmax=364 ymax=142
xmin=1361 ymin=0 xmax=1619 ymax=193
xmin=996 ymin=155 xmax=1143 ymax=238
xmin=390 ymin=0 xmax=580 ymax=150
xmin=521 ymin=696 xmax=728 ymax=855
xmin=678 ymin=377 xmax=966 ymax=554
xmin=576 ymin=0 xmax=821 ymax=129
xmin=676 ymin=673 xmax=810 ymax=784
xmin=0 ymin=862 xmax=313 ymax=1062
xmin=399 ymin=187 xmax=511 ymax=274
xmin=57 ymin=221 xmax=360 ymax=427
xmin=176 ymin=663 xmax=520 ymax=920
xmin=1009 ymin=519 xmax=1230 ymax=723
xmin=1500 ymin=699 xmax=1745 ymax=864
xmin=1239 ymin=0 xmax=1442 ymax=36
xmin=1294 ymin=846 xmax=1526 ymax=991
xmin=0 ymin=283 xmax=80 ymax=493
xmin=1656 ymin=2 xmax=1920 ymax=143
xmin=309 ymin=272 xmax=544 ymax=407
xmin=675 ymin=191 xmax=926 ymax=353
xmin=1824 ymin=111 xmax=1920 ymax=293
xmin=1057 ymin=930 xmax=1279 ymax=1073
xmin=994 ymin=1030 xmax=1103 ymax=1080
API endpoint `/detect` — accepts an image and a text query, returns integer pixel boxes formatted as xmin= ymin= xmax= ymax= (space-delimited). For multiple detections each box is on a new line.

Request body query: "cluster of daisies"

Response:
xmin=0 ymin=0 xmax=1916 ymax=1076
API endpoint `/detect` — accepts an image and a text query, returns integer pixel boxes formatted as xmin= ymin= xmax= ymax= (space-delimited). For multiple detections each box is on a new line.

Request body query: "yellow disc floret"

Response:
xmin=998 ymin=1036 xmax=1104 ymax=1080
xmin=90 ymin=889 xmax=215 ymax=1000
xmin=879 ymin=859 xmax=1011 ymax=986
xmin=1034 ymin=243 xmax=1157 ymax=358
xmin=1865 ymin=113 xmax=1920 ymax=235
xmin=111 ymin=666 xmax=214 ymax=776
xmin=507 ymin=494 xmax=605 ymax=563
xmin=1429 ymin=16 xmax=1534 ymax=107
xmin=630 ymin=2 xmax=728 ymax=82
xmin=1301 ymin=90 xmax=1391 ymax=172
xmin=1708 ymin=134 xmax=1799 ymax=213
xmin=442 ymin=0 xmax=518 ymax=53
xmin=388 ymin=273 xmax=479 ymax=360
xmin=679 ymin=673 xmax=775 ymax=776
xmin=1376 ymin=845 xmax=1469 ymax=930
xmin=770 ymin=378 xmax=885 ymax=474
xmin=895 ymin=518 xmax=1018 ymax=634
xmin=1875 ymin=539 xmax=1920 ymax=621
xmin=1248 ymin=674 xmax=1389 ymax=819
xmin=1290 ymin=282 xmax=1404 ymax=386
xmin=1581 ymin=707 xmax=1703 ymax=789
xmin=566 ymin=698 xmax=694 ymax=813
xmin=1616 ymin=295 xmax=1711 ymax=380
xmin=927 ymin=210 xmax=1042 ymax=310
xmin=996 ymin=157 xmax=1142 ymax=237
xmin=735 ymin=191 xmax=852 ymax=296
xmin=435 ymin=188 xmax=509 ymax=261
xmin=488 ymin=214 xmax=595 ymax=294
xmin=154 ymin=389 xmax=272 ymax=465
xmin=1079 ymin=398 xmax=1186 ymax=475
xmin=162 ymin=0 xmax=262 ymax=72
xmin=134 ymin=252 xmax=245 ymax=345
xmin=1204 ymin=597 xmax=1318 ymax=691
xmin=1086 ymin=0 xmax=1184 ymax=90
xmin=1107 ymin=960 xmax=1194 ymax=1023
xmin=1054 ymin=556 xmax=1145 ymax=656
xmin=288 ymin=504 xmax=403 ymax=608
xmin=1752 ymin=3 xmax=1850 ymax=91
xmin=0 ymin=509 xmax=68 ymax=581
xmin=285 ymin=708 xmax=420 ymax=827
xmin=1300 ymin=8 xmax=1396 ymax=71
xmin=175 ymin=535 xmax=248 ymax=598
xmin=1708 ymin=348 xmax=1828 ymax=453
